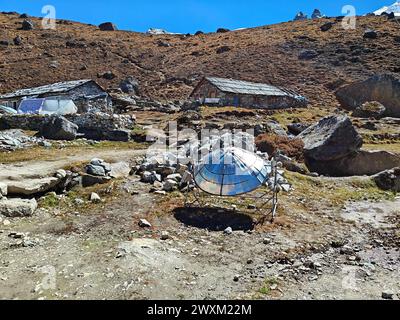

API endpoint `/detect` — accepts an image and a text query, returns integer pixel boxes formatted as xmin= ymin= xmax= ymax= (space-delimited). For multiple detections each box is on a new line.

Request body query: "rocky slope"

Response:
xmin=0 ymin=12 xmax=399 ymax=109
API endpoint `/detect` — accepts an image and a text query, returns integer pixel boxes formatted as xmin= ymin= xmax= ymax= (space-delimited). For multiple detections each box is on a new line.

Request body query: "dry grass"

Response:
xmin=255 ymin=134 xmax=304 ymax=160
xmin=0 ymin=141 xmax=146 ymax=164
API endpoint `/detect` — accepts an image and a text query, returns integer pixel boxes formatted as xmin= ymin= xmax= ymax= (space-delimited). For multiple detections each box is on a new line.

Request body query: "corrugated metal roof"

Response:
xmin=206 ymin=77 xmax=298 ymax=97
xmin=0 ymin=79 xmax=93 ymax=99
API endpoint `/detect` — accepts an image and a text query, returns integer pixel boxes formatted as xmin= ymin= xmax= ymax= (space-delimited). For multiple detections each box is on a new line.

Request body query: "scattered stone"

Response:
xmin=216 ymin=28 xmax=230 ymax=33
xmin=154 ymin=190 xmax=166 ymax=195
xmin=223 ymin=227 xmax=233 ymax=235
xmin=21 ymin=19 xmax=34 ymax=30
xmin=160 ymin=231 xmax=169 ymax=240
xmin=373 ymin=167 xmax=400 ymax=192
xmin=287 ymin=122 xmax=310 ymax=135
xmin=320 ymin=22 xmax=333 ymax=32
xmin=81 ymin=174 xmax=111 ymax=187
xmin=247 ymin=259 xmax=253 ymax=264
xmin=166 ymin=173 xmax=182 ymax=182
xmin=138 ymin=219 xmax=152 ymax=228
xmin=8 ymin=231 xmax=24 ymax=239
xmin=364 ymin=29 xmax=378 ymax=39
xmin=311 ymin=9 xmax=324 ymax=19
xmin=3 ymin=219 xmax=10 ymax=226
xmin=163 ymin=179 xmax=178 ymax=192
xmin=216 ymin=46 xmax=231 ymax=54
xmin=0 ymin=182 xmax=7 ymax=199
xmin=119 ymin=76 xmax=140 ymax=95
xmin=109 ymin=162 xmax=131 ymax=179
xmin=99 ymin=71 xmax=115 ymax=80
xmin=382 ymin=291 xmax=394 ymax=300
xmin=0 ymin=40 xmax=9 ymax=46
xmin=298 ymin=49 xmax=319 ymax=60
xmin=74 ymin=198 xmax=85 ymax=206
xmin=89 ymin=192 xmax=101 ymax=203
xmin=294 ymin=12 xmax=308 ymax=21
xmin=263 ymin=238 xmax=272 ymax=245
xmin=141 ymin=171 xmax=161 ymax=184
xmin=233 ymin=275 xmax=240 ymax=282
xmin=270 ymin=283 xmax=278 ymax=290
xmin=247 ymin=204 xmax=256 ymax=210
xmin=0 ymin=198 xmax=37 ymax=217
xmin=38 ymin=140 xmax=52 ymax=148
xmin=98 ymin=22 xmax=118 ymax=31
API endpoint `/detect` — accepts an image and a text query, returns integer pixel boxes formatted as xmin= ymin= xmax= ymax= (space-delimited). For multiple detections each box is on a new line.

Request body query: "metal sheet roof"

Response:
xmin=206 ymin=77 xmax=299 ymax=97
xmin=0 ymin=79 xmax=93 ymax=99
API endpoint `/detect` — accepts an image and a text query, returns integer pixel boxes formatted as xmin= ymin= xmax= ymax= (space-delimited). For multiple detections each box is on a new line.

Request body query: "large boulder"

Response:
xmin=306 ymin=150 xmax=400 ymax=177
xmin=294 ymin=12 xmax=308 ymax=21
xmin=21 ymin=19 xmax=34 ymax=30
xmin=298 ymin=115 xmax=363 ymax=161
xmin=373 ymin=167 xmax=400 ymax=192
xmin=6 ymin=169 xmax=68 ymax=196
xmin=0 ymin=198 xmax=37 ymax=217
xmin=335 ymin=74 xmax=400 ymax=117
xmin=311 ymin=9 xmax=324 ymax=19
xmin=40 ymin=115 xmax=78 ymax=141
xmin=98 ymin=22 xmax=118 ymax=31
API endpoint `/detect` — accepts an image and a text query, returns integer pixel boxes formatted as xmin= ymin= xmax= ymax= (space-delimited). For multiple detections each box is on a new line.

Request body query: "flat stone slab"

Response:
xmin=0 ymin=198 xmax=37 ymax=217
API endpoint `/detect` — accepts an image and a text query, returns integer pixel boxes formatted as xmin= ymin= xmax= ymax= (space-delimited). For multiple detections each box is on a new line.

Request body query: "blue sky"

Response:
xmin=0 ymin=0 xmax=388 ymax=33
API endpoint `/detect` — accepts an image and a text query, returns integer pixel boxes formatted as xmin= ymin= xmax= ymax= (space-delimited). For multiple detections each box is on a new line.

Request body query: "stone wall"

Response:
xmin=0 ymin=113 xmax=136 ymax=141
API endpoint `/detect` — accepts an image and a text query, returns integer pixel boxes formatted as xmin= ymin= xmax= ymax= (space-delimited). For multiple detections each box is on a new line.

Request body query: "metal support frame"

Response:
xmin=183 ymin=161 xmax=280 ymax=223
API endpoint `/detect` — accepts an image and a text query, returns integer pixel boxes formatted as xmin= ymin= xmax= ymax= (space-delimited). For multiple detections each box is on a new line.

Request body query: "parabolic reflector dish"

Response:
xmin=194 ymin=147 xmax=270 ymax=196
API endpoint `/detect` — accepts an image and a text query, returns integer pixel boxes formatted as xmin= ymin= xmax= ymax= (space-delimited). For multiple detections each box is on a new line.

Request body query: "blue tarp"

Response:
xmin=18 ymin=99 xmax=45 ymax=114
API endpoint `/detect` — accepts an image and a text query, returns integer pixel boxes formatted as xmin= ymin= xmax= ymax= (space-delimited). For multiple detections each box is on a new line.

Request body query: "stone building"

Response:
xmin=190 ymin=77 xmax=308 ymax=109
xmin=0 ymin=79 xmax=111 ymax=113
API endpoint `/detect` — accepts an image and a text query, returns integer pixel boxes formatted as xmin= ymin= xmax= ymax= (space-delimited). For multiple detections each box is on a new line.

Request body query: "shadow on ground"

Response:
xmin=173 ymin=206 xmax=255 ymax=231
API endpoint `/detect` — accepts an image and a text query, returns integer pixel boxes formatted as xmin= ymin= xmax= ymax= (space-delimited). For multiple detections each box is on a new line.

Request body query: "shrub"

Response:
xmin=255 ymin=134 xmax=304 ymax=161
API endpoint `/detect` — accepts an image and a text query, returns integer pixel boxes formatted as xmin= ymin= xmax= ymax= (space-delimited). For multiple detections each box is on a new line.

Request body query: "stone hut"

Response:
xmin=190 ymin=77 xmax=307 ymax=109
xmin=0 ymin=79 xmax=111 ymax=113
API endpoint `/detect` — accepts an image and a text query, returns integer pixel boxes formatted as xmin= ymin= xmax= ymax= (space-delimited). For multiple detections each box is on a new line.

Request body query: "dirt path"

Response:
xmin=0 ymin=148 xmax=146 ymax=183
xmin=1 ymin=166 xmax=399 ymax=300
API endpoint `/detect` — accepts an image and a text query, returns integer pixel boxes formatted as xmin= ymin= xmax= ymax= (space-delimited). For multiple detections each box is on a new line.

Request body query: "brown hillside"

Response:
xmin=0 ymin=12 xmax=399 ymax=109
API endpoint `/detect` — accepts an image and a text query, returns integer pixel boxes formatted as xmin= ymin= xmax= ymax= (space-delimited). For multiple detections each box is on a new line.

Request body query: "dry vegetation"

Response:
xmin=0 ymin=13 xmax=399 ymax=107
xmin=255 ymin=134 xmax=304 ymax=160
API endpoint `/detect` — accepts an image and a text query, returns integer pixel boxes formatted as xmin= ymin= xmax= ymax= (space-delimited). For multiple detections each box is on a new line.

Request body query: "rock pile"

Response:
xmin=0 ymin=113 xmax=137 ymax=142
xmin=82 ymin=159 xmax=130 ymax=187
xmin=0 ymin=129 xmax=41 ymax=151
xmin=294 ymin=12 xmax=308 ymax=21
xmin=136 ymin=157 xmax=191 ymax=193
